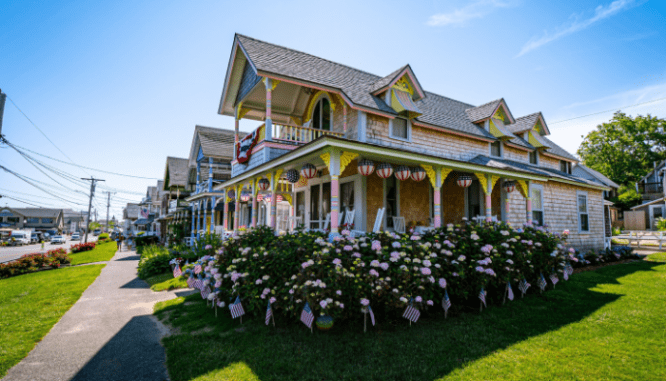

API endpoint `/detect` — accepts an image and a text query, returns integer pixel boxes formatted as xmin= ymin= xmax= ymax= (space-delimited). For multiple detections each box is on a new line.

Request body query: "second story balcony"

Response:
xmin=639 ymin=182 xmax=664 ymax=201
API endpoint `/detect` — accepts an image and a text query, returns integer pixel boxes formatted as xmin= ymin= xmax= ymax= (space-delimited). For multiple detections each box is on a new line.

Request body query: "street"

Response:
xmin=0 ymin=236 xmax=99 ymax=263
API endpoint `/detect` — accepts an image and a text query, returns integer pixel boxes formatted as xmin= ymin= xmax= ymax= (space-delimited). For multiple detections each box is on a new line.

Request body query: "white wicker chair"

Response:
xmin=373 ymin=208 xmax=385 ymax=233
xmin=392 ymin=216 xmax=406 ymax=234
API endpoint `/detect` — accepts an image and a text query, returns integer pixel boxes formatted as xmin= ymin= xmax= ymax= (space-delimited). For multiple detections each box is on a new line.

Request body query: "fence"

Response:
xmin=623 ymin=211 xmax=646 ymax=231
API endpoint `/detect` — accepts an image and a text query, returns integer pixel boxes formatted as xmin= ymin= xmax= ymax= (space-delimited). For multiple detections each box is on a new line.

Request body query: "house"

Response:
xmin=573 ymin=164 xmax=621 ymax=229
xmin=210 ymin=34 xmax=610 ymax=251
xmin=0 ymin=207 xmax=64 ymax=233
xmin=162 ymin=156 xmax=192 ymax=240
xmin=630 ymin=197 xmax=665 ymax=230
xmin=184 ymin=126 xmax=242 ymax=239
xmin=637 ymin=160 xmax=665 ymax=201
xmin=122 ymin=203 xmax=141 ymax=233
xmin=62 ymin=209 xmax=88 ymax=234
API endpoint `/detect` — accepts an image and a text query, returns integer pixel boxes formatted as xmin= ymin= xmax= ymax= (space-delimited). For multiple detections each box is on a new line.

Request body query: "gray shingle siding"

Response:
xmin=235 ymin=61 xmax=262 ymax=106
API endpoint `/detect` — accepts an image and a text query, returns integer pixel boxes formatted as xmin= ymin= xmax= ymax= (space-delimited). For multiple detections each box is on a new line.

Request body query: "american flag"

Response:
xmin=230 ymin=296 xmax=245 ymax=319
xmin=300 ymin=302 xmax=314 ymax=328
xmin=187 ymin=274 xmax=196 ymax=288
xmin=478 ymin=288 xmax=487 ymax=307
xmin=519 ymin=278 xmax=531 ymax=295
xmin=368 ymin=306 xmax=375 ymax=326
xmin=566 ymin=263 xmax=574 ymax=276
xmin=172 ymin=265 xmax=182 ymax=278
xmin=537 ymin=274 xmax=547 ymax=291
xmin=193 ymin=276 xmax=204 ymax=290
xmin=201 ymin=285 xmax=210 ymax=300
xmin=507 ymin=282 xmax=514 ymax=301
xmin=550 ymin=273 xmax=559 ymax=285
xmin=442 ymin=290 xmax=451 ymax=312
xmin=265 ymin=301 xmax=273 ymax=326
xmin=402 ymin=299 xmax=420 ymax=323
xmin=194 ymin=264 xmax=202 ymax=274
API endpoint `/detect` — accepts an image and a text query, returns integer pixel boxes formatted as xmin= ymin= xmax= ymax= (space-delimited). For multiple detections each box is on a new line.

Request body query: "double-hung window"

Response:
xmin=490 ymin=141 xmax=502 ymax=157
xmin=577 ymin=191 xmax=589 ymax=233
xmin=531 ymin=185 xmax=544 ymax=226
xmin=390 ymin=117 xmax=409 ymax=140
xmin=529 ymin=150 xmax=538 ymax=164
xmin=560 ymin=160 xmax=572 ymax=174
xmin=26 ymin=218 xmax=39 ymax=224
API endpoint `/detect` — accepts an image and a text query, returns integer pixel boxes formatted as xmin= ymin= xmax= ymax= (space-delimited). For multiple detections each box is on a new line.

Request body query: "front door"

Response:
xmin=309 ymin=182 xmax=331 ymax=229
xmin=650 ymin=204 xmax=664 ymax=230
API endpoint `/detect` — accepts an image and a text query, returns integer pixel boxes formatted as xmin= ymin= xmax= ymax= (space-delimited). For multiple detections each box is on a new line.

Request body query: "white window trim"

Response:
xmin=577 ymin=190 xmax=589 ymax=233
xmin=489 ymin=141 xmax=503 ymax=158
xmin=530 ymin=184 xmax=544 ymax=226
xmin=308 ymin=93 xmax=333 ymax=130
xmin=388 ymin=117 xmax=412 ymax=142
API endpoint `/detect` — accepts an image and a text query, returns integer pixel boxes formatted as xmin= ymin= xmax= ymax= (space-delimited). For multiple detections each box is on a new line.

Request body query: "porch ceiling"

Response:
xmin=237 ymin=81 xmax=313 ymax=124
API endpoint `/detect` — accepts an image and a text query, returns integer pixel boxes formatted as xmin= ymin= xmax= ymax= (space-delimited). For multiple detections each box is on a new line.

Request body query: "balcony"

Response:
xmin=241 ymin=123 xmax=344 ymax=149
xmin=639 ymin=182 xmax=664 ymax=201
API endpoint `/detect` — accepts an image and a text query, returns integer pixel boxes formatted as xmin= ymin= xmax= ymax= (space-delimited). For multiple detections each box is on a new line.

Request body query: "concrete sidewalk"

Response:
xmin=3 ymin=250 xmax=188 ymax=381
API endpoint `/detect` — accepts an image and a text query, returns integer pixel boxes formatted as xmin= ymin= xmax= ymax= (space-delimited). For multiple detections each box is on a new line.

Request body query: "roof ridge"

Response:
xmin=236 ymin=34 xmax=383 ymax=81
xmin=423 ymin=91 xmax=475 ymax=108
xmin=514 ymin=112 xmax=541 ymax=120
xmin=465 ymin=98 xmax=503 ymax=111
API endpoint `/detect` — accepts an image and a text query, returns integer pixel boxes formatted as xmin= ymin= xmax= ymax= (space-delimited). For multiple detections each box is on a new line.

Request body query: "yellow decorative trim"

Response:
xmin=493 ymin=106 xmax=507 ymax=122
xmin=320 ymin=153 xmax=331 ymax=169
xmin=421 ymin=164 xmax=436 ymax=188
xmin=226 ymin=196 xmax=232 ymax=203
xmin=517 ymin=180 xmax=529 ymax=199
xmin=281 ymin=193 xmax=293 ymax=205
xmin=393 ymin=76 xmax=414 ymax=95
xmin=339 ymin=152 xmax=358 ymax=174
xmin=290 ymin=116 xmax=302 ymax=126
xmin=270 ymin=79 xmax=280 ymax=91
xmin=475 ymin=173 xmax=489 ymax=195
xmin=253 ymin=178 xmax=259 ymax=196
xmin=272 ymin=169 xmax=283 ymax=192
xmin=490 ymin=175 xmax=501 ymax=193
xmin=441 ymin=168 xmax=453 ymax=183
xmin=303 ymin=90 xmax=336 ymax=123
xmin=236 ymin=102 xmax=251 ymax=120
xmin=296 ymin=176 xmax=308 ymax=188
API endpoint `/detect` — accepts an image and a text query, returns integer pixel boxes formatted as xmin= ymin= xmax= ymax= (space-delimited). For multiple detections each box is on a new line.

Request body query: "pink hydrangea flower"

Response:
xmin=344 ymin=245 xmax=353 ymax=251
xmin=420 ymin=267 xmax=431 ymax=275
xmin=415 ymin=296 xmax=423 ymax=303
xmin=270 ymin=297 xmax=276 ymax=304
xmin=336 ymin=290 xmax=342 ymax=295
xmin=205 ymin=245 xmax=212 ymax=250
xmin=439 ymin=278 xmax=447 ymax=288
xmin=360 ymin=298 xmax=370 ymax=306
xmin=289 ymin=289 xmax=295 ymax=294
xmin=320 ymin=300 xmax=328 ymax=308
xmin=333 ymin=258 xmax=342 ymax=266
xmin=255 ymin=279 xmax=263 ymax=285
xmin=427 ymin=300 xmax=434 ymax=306
xmin=371 ymin=240 xmax=382 ymax=251
xmin=369 ymin=269 xmax=379 ymax=277
xmin=380 ymin=262 xmax=389 ymax=271
xmin=214 ymin=281 xmax=222 ymax=288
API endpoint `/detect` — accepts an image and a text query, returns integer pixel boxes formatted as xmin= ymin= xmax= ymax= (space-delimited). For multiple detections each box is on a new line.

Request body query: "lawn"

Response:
xmin=0 ymin=264 xmax=105 ymax=378
xmin=145 ymin=272 xmax=189 ymax=291
xmin=69 ymin=241 xmax=117 ymax=265
xmin=155 ymin=255 xmax=666 ymax=381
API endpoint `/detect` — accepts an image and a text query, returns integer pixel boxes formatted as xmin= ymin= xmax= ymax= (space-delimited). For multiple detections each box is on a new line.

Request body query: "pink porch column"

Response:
xmin=223 ymin=193 xmax=229 ymax=231
xmin=485 ymin=194 xmax=492 ymax=222
xmin=234 ymin=187 xmax=240 ymax=231
xmin=330 ymin=175 xmax=340 ymax=232
xmin=526 ymin=198 xmax=533 ymax=225
xmin=251 ymin=189 xmax=258 ymax=228
xmin=433 ymin=187 xmax=442 ymax=228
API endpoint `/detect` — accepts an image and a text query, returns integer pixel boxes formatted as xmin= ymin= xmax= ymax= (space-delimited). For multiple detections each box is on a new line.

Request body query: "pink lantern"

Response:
xmin=258 ymin=178 xmax=270 ymax=191
xmin=257 ymin=194 xmax=264 ymax=202
xmin=504 ymin=180 xmax=516 ymax=193
xmin=358 ymin=159 xmax=375 ymax=176
xmin=456 ymin=174 xmax=473 ymax=188
xmin=395 ymin=165 xmax=411 ymax=181
xmin=301 ymin=163 xmax=317 ymax=179
xmin=376 ymin=163 xmax=393 ymax=179
xmin=411 ymin=166 xmax=426 ymax=182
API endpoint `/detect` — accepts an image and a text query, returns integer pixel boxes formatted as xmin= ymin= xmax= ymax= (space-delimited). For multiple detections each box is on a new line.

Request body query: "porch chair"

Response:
xmin=372 ymin=208 xmax=385 ymax=233
xmin=343 ymin=209 xmax=355 ymax=228
xmin=392 ymin=216 xmax=406 ymax=234
xmin=288 ymin=215 xmax=303 ymax=231
xmin=314 ymin=213 xmax=331 ymax=233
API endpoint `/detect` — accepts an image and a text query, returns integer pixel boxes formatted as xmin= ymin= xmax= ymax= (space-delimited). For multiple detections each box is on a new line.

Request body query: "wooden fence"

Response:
xmin=624 ymin=211 xmax=646 ymax=231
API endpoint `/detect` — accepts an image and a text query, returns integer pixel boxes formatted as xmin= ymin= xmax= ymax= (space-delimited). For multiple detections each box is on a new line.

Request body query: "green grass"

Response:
xmin=145 ymin=272 xmax=188 ymax=291
xmin=0 ymin=264 xmax=105 ymax=378
xmin=155 ymin=256 xmax=666 ymax=381
xmin=69 ymin=241 xmax=117 ymax=265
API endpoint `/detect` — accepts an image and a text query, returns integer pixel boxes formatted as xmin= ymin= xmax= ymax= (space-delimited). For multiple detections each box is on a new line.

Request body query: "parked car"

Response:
xmin=10 ymin=231 xmax=31 ymax=246
xmin=51 ymin=235 xmax=66 ymax=244
xmin=71 ymin=233 xmax=80 ymax=241
xmin=93 ymin=229 xmax=101 ymax=236
xmin=30 ymin=233 xmax=41 ymax=243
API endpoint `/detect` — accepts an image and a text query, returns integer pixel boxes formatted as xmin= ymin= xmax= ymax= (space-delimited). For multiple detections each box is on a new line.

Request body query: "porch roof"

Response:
xmin=184 ymin=191 xmax=225 ymax=202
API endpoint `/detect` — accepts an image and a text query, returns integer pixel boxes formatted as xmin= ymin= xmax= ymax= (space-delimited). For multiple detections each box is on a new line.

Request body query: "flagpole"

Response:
xmin=364 ymin=311 xmax=367 ymax=333
xmin=272 ymin=313 xmax=275 ymax=327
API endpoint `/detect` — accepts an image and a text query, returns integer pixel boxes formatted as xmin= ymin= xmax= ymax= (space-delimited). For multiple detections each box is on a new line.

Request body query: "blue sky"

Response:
xmin=1 ymin=0 xmax=665 ymax=218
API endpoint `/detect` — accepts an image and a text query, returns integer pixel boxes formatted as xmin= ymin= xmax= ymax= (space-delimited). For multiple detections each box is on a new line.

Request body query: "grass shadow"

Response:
xmin=114 ymin=254 xmax=141 ymax=261
xmin=158 ymin=260 xmax=664 ymax=381
xmin=119 ymin=277 xmax=150 ymax=289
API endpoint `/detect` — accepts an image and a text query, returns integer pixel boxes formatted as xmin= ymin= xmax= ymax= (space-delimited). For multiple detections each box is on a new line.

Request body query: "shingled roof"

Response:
xmin=12 ymin=208 xmax=63 ymax=218
xmin=468 ymin=156 xmax=598 ymax=186
xmin=165 ymin=157 xmax=189 ymax=188
xmin=508 ymin=113 xmax=540 ymax=134
xmin=370 ymin=65 xmax=409 ymax=93
xmin=195 ymin=125 xmax=242 ymax=161
xmin=464 ymin=99 xmax=503 ymax=123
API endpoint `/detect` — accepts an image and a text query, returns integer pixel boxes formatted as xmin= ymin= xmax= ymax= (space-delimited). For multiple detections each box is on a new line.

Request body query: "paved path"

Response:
xmin=2 ymin=249 xmax=188 ymax=381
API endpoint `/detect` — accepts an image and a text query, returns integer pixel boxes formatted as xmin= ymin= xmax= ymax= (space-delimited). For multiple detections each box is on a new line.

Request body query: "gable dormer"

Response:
xmin=466 ymin=98 xmax=516 ymax=140
xmin=510 ymin=112 xmax=551 ymax=149
xmin=371 ymin=65 xmax=425 ymax=119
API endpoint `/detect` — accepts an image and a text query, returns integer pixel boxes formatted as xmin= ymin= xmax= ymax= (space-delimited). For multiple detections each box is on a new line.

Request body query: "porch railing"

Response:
xmin=242 ymin=123 xmax=344 ymax=150
xmin=638 ymin=182 xmax=663 ymax=194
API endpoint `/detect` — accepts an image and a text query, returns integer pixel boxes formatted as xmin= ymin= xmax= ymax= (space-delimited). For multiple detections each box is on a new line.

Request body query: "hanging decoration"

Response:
xmin=411 ymin=166 xmax=426 ymax=182
xmin=358 ymin=159 xmax=375 ymax=176
xmin=376 ymin=163 xmax=394 ymax=179
xmin=240 ymin=191 xmax=250 ymax=202
xmin=286 ymin=169 xmax=300 ymax=183
xmin=258 ymin=178 xmax=270 ymax=191
xmin=503 ymin=180 xmax=516 ymax=193
xmin=456 ymin=174 xmax=473 ymax=188
xmin=395 ymin=166 xmax=411 ymax=181
xmin=236 ymin=129 xmax=259 ymax=164
xmin=227 ymin=189 xmax=236 ymax=201
xmin=300 ymin=163 xmax=317 ymax=179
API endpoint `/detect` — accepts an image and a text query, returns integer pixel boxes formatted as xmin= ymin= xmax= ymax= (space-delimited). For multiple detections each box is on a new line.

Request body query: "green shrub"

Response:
xmin=98 ymin=233 xmax=109 ymax=240
xmin=137 ymin=245 xmax=172 ymax=279
xmin=0 ymin=249 xmax=70 ymax=279
xmin=135 ymin=235 xmax=159 ymax=247
xmin=656 ymin=218 xmax=666 ymax=231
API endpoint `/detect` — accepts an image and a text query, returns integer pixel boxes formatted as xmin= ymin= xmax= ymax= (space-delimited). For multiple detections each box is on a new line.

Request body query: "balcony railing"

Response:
xmin=639 ymin=182 xmax=664 ymax=194
xmin=242 ymin=123 xmax=344 ymax=150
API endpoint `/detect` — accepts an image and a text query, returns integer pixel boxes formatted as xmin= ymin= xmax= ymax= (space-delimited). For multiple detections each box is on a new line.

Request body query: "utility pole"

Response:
xmin=0 ymin=88 xmax=6 ymax=137
xmin=106 ymin=192 xmax=112 ymax=232
xmin=81 ymin=177 xmax=104 ymax=243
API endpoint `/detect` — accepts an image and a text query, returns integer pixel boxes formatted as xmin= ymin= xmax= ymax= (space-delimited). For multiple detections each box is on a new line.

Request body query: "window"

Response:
xmin=467 ymin=180 xmax=482 ymax=218
xmin=385 ymin=176 xmax=398 ymax=228
xmin=490 ymin=141 xmax=502 ymax=157
xmin=42 ymin=218 xmax=54 ymax=224
xmin=7 ymin=217 xmax=19 ymax=224
xmin=577 ymin=192 xmax=589 ymax=232
xmin=311 ymin=97 xmax=331 ymax=131
xmin=529 ymin=150 xmax=538 ymax=165
xmin=560 ymin=160 xmax=572 ymax=174
xmin=531 ymin=185 xmax=544 ymax=226
xmin=26 ymin=218 xmax=39 ymax=224
xmin=390 ymin=117 xmax=409 ymax=140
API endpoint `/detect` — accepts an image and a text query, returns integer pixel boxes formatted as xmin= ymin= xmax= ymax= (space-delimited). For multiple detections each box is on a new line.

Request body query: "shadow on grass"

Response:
xmin=161 ymin=260 xmax=661 ymax=381
xmin=120 ymin=277 xmax=150 ymax=289
xmin=114 ymin=255 xmax=141 ymax=261
xmin=70 ymin=315 xmax=168 ymax=381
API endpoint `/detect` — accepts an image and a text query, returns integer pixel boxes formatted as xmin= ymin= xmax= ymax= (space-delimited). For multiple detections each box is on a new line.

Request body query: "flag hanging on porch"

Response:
xmin=402 ymin=298 xmax=420 ymax=323
xmin=172 ymin=265 xmax=182 ymax=278
xmin=300 ymin=302 xmax=314 ymax=328
xmin=266 ymin=301 xmax=273 ymax=326
xmin=237 ymin=128 xmax=258 ymax=164
xmin=507 ymin=282 xmax=514 ymax=301
xmin=230 ymin=296 xmax=245 ymax=319
xmin=519 ymin=278 xmax=530 ymax=295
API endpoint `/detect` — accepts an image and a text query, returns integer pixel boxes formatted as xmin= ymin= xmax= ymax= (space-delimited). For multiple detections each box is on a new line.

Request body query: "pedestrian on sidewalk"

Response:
xmin=116 ymin=235 xmax=121 ymax=252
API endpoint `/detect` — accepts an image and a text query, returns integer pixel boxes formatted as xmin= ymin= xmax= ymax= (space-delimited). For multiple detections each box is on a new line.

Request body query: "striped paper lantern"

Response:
xmin=286 ymin=169 xmax=300 ymax=183
xmin=300 ymin=163 xmax=317 ymax=179
xmin=227 ymin=189 xmax=235 ymax=200
xmin=258 ymin=178 xmax=270 ymax=191
xmin=503 ymin=180 xmax=516 ymax=193
xmin=358 ymin=159 xmax=375 ymax=176
xmin=395 ymin=165 xmax=411 ymax=181
xmin=257 ymin=194 xmax=264 ymax=202
xmin=411 ymin=166 xmax=426 ymax=182
xmin=240 ymin=191 xmax=250 ymax=202
xmin=376 ymin=163 xmax=393 ymax=179
xmin=456 ymin=174 xmax=473 ymax=188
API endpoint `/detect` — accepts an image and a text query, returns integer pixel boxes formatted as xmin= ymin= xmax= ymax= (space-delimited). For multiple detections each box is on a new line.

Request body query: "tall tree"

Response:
xmin=578 ymin=112 xmax=666 ymax=185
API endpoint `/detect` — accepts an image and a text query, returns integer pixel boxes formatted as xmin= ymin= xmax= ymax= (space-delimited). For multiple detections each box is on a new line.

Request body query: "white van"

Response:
xmin=10 ymin=231 xmax=31 ymax=246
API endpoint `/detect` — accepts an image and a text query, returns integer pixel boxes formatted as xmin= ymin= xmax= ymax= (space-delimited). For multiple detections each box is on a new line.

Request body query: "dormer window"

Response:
xmin=560 ymin=160 xmax=572 ymax=174
xmin=490 ymin=141 xmax=502 ymax=157
xmin=311 ymin=97 xmax=331 ymax=131
xmin=529 ymin=150 xmax=538 ymax=165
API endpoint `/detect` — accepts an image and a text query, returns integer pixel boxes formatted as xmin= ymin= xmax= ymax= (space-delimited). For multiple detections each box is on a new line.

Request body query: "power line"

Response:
xmin=0 ymin=194 xmax=54 ymax=208
xmin=550 ymin=96 xmax=666 ymax=126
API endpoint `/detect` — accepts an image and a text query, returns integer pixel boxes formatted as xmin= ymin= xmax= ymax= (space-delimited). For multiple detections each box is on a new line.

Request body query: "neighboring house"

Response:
xmin=162 ymin=157 xmax=192 ymax=240
xmin=211 ymin=34 xmax=610 ymax=251
xmin=62 ymin=209 xmax=87 ymax=234
xmin=0 ymin=207 xmax=64 ymax=233
xmin=630 ymin=197 xmax=665 ymax=230
xmin=123 ymin=203 xmax=141 ymax=233
xmin=637 ymin=160 xmax=665 ymax=201
xmin=184 ymin=126 xmax=241 ymax=239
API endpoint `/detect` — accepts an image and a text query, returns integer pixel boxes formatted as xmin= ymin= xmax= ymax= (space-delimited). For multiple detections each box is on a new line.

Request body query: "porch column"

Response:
xmin=526 ymin=181 xmax=533 ymax=225
xmin=190 ymin=203 xmax=195 ymax=243
xmin=234 ymin=107 xmax=239 ymax=161
xmin=196 ymin=201 xmax=201 ymax=239
xmin=196 ymin=162 xmax=201 ymax=193
xmin=329 ymin=150 xmax=341 ymax=233
xmin=223 ymin=190 xmax=229 ymax=231
xmin=203 ymin=199 xmax=208 ymax=235
xmin=270 ymin=173 xmax=278 ymax=230
xmin=434 ymin=167 xmax=442 ymax=228
xmin=208 ymin=157 xmax=213 ymax=192
xmin=264 ymin=78 xmax=273 ymax=141
xmin=211 ymin=196 xmax=216 ymax=234
xmin=234 ymin=184 xmax=241 ymax=231
xmin=504 ymin=180 xmax=510 ymax=222
xmin=485 ymin=176 xmax=493 ymax=222
xmin=251 ymin=179 xmax=258 ymax=228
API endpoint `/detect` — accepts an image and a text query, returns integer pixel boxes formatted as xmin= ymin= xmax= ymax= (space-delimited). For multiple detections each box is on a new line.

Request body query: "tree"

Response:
xmin=578 ymin=112 xmax=666 ymax=185
xmin=611 ymin=185 xmax=642 ymax=210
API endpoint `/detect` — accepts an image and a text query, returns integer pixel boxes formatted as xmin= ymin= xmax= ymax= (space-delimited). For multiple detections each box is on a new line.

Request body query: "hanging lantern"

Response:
xmin=358 ymin=159 xmax=375 ymax=176
xmin=258 ymin=178 xmax=270 ymax=191
xmin=503 ymin=180 xmax=516 ymax=193
xmin=240 ymin=191 xmax=250 ymax=202
xmin=300 ymin=163 xmax=317 ymax=179
xmin=376 ymin=163 xmax=393 ymax=179
xmin=395 ymin=165 xmax=411 ymax=181
xmin=411 ymin=166 xmax=426 ymax=182
xmin=286 ymin=169 xmax=300 ymax=183
xmin=257 ymin=194 xmax=264 ymax=202
xmin=456 ymin=174 xmax=473 ymax=188
xmin=227 ymin=189 xmax=236 ymax=200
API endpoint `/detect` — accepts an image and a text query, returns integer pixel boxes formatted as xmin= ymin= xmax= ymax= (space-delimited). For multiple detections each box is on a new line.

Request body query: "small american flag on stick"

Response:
xmin=230 ymin=296 xmax=245 ymax=319
xmin=566 ymin=263 xmax=574 ymax=276
xmin=507 ymin=282 xmax=514 ymax=301
xmin=538 ymin=273 xmax=547 ymax=291
xmin=402 ymin=299 xmax=420 ymax=323
xmin=266 ymin=301 xmax=273 ymax=326
xmin=550 ymin=272 xmax=559 ymax=286
xmin=519 ymin=278 xmax=530 ymax=296
xmin=187 ymin=274 xmax=196 ymax=289
xmin=200 ymin=285 xmax=210 ymax=300
xmin=442 ymin=290 xmax=451 ymax=317
xmin=172 ymin=265 xmax=182 ymax=278
xmin=194 ymin=264 xmax=202 ymax=274
xmin=301 ymin=302 xmax=314 ymax=328
xmin=478 ymin=288 xmax=487 ymax=308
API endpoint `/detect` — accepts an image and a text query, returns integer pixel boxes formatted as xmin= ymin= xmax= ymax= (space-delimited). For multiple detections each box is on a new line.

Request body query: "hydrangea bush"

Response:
xmin=207 ymin=222 xmax=575 ymax=322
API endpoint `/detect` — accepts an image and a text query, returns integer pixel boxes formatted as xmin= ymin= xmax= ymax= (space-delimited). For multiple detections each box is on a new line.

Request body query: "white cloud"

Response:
xmin=516 ymin=0 xmax=640 ymax=57
xmin=426 ymin=0 xmax=512 ymax=27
